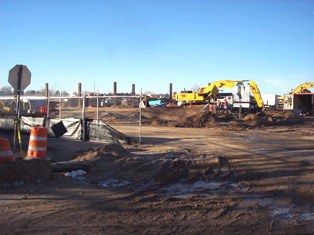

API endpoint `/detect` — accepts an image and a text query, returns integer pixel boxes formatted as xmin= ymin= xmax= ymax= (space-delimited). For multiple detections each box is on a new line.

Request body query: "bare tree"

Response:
xmin=0 ymin=86 xmax=13 ymax=94
xmin=190 ymin=83 xmax=200 ymax=92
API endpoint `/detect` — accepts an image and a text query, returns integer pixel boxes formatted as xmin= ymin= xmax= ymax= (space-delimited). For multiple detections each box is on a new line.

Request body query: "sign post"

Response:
xmin=237 ymin=82 xmax=243 ymax=119
xmin=8 ymin=65 xmax=31 ymax=151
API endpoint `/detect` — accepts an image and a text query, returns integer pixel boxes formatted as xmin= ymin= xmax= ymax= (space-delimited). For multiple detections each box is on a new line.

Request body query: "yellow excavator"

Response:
xmin=249 ymin=80 xmax=264 ymax=108
xmin=292 ymin=82 xmax=314 ymax=94
xmin=174 ymin=79 xmax=264 ymax=109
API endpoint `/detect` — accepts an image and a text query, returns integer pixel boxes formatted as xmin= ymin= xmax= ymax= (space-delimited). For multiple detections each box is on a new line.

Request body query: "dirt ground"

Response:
xmin=0 ymin=110 xmax=314 ymax=234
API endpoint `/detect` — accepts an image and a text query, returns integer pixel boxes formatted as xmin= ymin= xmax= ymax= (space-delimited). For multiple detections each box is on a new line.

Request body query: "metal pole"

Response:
xmin=45 ymin=83 xmax=49 ymax=124
xmin=96 ymin=90 xmax=99 ymax=141
xmin=237 ymin=83 xmax=242 ymax=119
xmin=47 ymin=94 xmax=50 ymax=119
xmin=13 ymin=65 xmax=23 ymax=152
xmin=82 ymin=94 xmax=86 ymax=141
xmin=97 ymin=90 xmax=99 ymax=120
xmin=139 ymin=89 xmax=142 ymax=144
xmin=239 ymin=98 xmax=242 ymax=119
xmin=59 ymin=93 xmax=62 ymax=119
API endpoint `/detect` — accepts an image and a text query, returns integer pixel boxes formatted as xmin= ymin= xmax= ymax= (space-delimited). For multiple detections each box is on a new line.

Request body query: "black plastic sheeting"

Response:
xmin=51 ymin=121 xmax=68 ymax=138
xmin=86 ymin=119 xmax=135 ymax=144
xmin=0 ymin=117 xmax=134 ymax=144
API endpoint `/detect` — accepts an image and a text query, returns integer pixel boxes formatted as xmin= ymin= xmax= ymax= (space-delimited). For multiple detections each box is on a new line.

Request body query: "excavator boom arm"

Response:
xmin=293 ymin=82 xmax=314 ymax=94
xmin=198 ymin=80 xmax=244 ymax=95
xmin=249 ymin=80 xmax=264 ymax=109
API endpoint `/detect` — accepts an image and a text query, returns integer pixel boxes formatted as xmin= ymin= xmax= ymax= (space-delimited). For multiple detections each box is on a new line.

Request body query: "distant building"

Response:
xmin=261 ymin=94 xmax=280 ymax=108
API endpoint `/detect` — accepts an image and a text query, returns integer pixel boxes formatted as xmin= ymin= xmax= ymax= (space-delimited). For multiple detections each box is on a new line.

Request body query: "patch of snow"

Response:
xmin=64 ymin=170 xmax=87 ymax=178
xmin=160 ymin=181 xmax=223 ymax=196
xmin=100 ymin=179 xmax=131 ymax=187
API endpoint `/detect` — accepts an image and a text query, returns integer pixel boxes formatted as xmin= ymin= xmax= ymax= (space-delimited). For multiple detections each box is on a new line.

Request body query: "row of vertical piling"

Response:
xmin=44 ymin=82 xmax=173 ymax=100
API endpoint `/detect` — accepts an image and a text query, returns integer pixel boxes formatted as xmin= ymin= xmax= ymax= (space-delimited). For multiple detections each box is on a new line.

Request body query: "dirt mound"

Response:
xmin=0 ymin=159 xmax=51 ymax=184
xmin=154 ymin=155 xmax=231 ymax=186
xmin=72 ymin=145 xmax=163 ymax=182
xmin=75 ymin=143 xmax=127 ymax=162
xmin=242 ymin=113 xmax=267 ymax=126
xmin=70 ymin=144 xmax=232 ymax=190
xmin=175 ymin=112 xmax=211 ymax=128
xmin=243 ymin=111 xmax=303 ymax=127
xmin=73 ymin=144 xmax=127 ymax=176
xmin=150 ymin=119 xmax=177 ymax=127
xmin=142 ymin=108 xmax=202 ymax=121
xmin=174 ymin=112 xmax=230 ymax=128
xmin=155 ymin=159 xmax=192 ymax=186
xmin=148 ymin=110 xmax=304 ymax=129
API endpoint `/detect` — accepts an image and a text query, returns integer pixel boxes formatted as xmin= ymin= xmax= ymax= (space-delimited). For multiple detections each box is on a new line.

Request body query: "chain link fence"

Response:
xmin=0 ymin=95 xmax=142 ymax=143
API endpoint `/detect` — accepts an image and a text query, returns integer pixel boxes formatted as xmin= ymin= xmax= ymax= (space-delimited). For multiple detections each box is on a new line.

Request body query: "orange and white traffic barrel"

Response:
xmin=27 ymin=127 xmax=48 ymax=159
xmin=0 ymin=138 xmax=14 ymax=163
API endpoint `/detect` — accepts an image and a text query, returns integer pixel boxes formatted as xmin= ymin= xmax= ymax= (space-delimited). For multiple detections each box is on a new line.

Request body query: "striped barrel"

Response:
xmin=0 ymin=138 xmax=14 ymax=163
xmin=27 ymin=127 xmax=48 ymax=159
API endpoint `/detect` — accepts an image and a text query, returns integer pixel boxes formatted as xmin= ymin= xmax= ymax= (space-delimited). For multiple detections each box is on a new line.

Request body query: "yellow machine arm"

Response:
xmin=198 ymin=80 xmax=244 ymax=95
xmin=249 ymin=80 xmax=264 ymax=109
xmin=293 ymin=82 xmax=314 ymax=94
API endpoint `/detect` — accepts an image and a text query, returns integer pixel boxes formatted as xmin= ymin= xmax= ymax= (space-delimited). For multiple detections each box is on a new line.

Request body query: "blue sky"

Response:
xmin=0 ymin=0 xmax=313 ymax=95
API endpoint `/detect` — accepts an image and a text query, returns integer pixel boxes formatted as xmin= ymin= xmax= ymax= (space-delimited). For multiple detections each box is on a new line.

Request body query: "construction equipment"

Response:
xmin=283 ymin=82 xmax=314 ymax=115
xmin=249 ymin=80 xmax=264 ymax=108
xmin=174 ymin=84 xmax=219 ymax=106
xmin=174 ymin=80 xmax=264 ymax=109
xmin=292 ymin=82 xmax=314 ymax=94
xmin=174 ymin=80 xmax=246 ymax=106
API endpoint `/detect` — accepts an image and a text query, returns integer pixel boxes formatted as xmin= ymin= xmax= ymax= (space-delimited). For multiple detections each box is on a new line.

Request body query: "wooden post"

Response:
xmin=131 ymin=84 xmax=135 ymax=107
xmin=78 ymin=83 xmax=82 ymax=107
xmin=45 ymin=83 xmax=49 ymax=99
xmin=144 ymin=95 xmax=148 ymax=108
xmin=114 ymin=82 xmax=117 ymax=106
xmin=312 ymin=94 xmax=314 ymax=115
xmin=169 ymin=83 xmax=173 ymax=100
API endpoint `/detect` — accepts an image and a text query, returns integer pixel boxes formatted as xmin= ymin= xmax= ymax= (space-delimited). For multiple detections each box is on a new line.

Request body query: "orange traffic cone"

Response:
xmin=0 ymin=138 xmax=14 ymax=163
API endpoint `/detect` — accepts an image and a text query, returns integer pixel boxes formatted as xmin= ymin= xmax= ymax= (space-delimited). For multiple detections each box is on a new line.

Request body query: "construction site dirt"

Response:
xmin=0 ymin=109 xmax=314 ymax=234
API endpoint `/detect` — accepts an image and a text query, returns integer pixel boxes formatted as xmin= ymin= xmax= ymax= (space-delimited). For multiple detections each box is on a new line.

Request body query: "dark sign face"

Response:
xmin=8 ymin=65 xmax=31 ymax=92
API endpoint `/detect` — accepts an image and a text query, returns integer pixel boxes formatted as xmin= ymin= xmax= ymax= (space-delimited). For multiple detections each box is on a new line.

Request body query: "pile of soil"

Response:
xmin=243 ymin=110 xmax=303 ymax=126
xmin=2 ymin=143 xmax=227 ymax=190
xmin=149 ymin=110 xmax=304 ymax=129
xmin=70 ymin=144 xmax=231 ymax=189
xmin=0 ymin=158 xmax=51 ymax=185
xmin=175 ymin=112 xmax=233 ymax=128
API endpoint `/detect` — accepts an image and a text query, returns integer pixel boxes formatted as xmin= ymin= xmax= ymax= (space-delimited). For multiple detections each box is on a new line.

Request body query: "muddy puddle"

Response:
xmin=158 ymin=180 xmax=240 ymax=199
xmin=158 ymin=179 xmax=314 ymax=223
